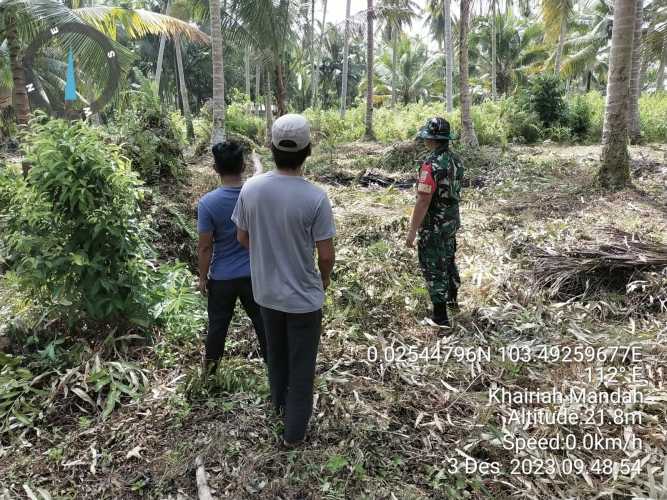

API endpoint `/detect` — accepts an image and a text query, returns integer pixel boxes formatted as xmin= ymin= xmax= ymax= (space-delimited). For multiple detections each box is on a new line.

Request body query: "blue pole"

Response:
xmin=64 ymin=48 xmax=77 ymax=102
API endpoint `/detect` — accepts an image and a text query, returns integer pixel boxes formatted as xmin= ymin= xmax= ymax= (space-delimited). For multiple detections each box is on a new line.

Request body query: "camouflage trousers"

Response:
xmin=418 ymin=232 xmax=460 ymax=306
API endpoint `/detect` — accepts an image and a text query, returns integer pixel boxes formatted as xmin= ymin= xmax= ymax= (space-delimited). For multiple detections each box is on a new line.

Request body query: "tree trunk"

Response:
xmin=600 ymin=0 xmax=635 ymax=188
xmin=459 ymin=0 xmax=478 ymax=147
xmin=444 ymin=0 xmax=454 ymax=114
xmin=265 ymin=68 xmax=273 ymax=147
xmin=657 ymin=37 xmax=667 ymax=91
xmin=491 ymin=0 xmax=497 ymax=99
xmin=210 ymin=0 xmax=226 ymax=145
xmin=364 ymin=0 xmax=375 ymax=140
xmin=391 ymin=28 xmax=398 ymax=107
xmin=554 ymin=17 xmax=567 ymax=75
xmin=155 ymin=35 xmax=167 ymax=90
xmin=255 ymin=63 xmax=261 ymax=104
xmin=174 ymin=34 xmax=194 ymax=140
xmin=245 ymin=50 xmax=251 ymax=98
xmin=586 ymin=71 xmax=592 ymax=92
xmin=340 ymin=0 xmax=352 ymax=118
xmin=275 ymin=63 xmax=288 ymax=116
xmin=628 ymin=0 xmax=643 ymax=144
xmin=310 ymin=0 xmax=316 ymax=107
xmin=6 ymin=7 xmax=30 ymax=125
xmin=311 ymin=0 xmax=327 ymax=108
xmin=154 ymin=1 xmax=170 ymax=91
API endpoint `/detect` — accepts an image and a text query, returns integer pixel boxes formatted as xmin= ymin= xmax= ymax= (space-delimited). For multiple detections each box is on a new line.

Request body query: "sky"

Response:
xmin=314 ymin=0 xmax=431 ymax=37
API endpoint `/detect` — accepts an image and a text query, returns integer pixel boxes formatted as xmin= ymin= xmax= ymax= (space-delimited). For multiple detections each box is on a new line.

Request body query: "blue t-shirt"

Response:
xmin=197 ymin=187 xmax=250 ymax=280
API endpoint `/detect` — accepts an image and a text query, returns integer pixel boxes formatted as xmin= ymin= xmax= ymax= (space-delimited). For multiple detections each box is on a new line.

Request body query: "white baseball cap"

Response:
xmin=271 ymin=114 xmax=311 ymax=152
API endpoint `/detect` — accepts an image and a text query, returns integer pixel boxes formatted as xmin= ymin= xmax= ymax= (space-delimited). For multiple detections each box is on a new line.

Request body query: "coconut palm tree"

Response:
xmin=628 ymin=0 xmax=643 ymax=144
xmin=1 ymin=0 xmax=207 ymax=125
xmin=312 ymin=0 xmax=327 ymax=108
xmin=377 ymin=34 xmax=440 ymax=104
xmin=209 ymin=0 xmax=225 ymax=144
xmin=491 ymin=0 xmax=497 ymax=99
xmin=658 ymin=39 xmax=667 ymax=90
xmin=459 ymin=0 xmax=478 ymax=146
xmin=340 ymin=0 xmax=352 ymax=118
xmin=560 ymin=0 xmax=611 ymax=90
xmin=425 ymin=0 xmax=454 ymax=112
xmin=235 ymin=0 xmax=296 ymax=117
xmin=542 ymin=0 xmax=574 ymax=74
xmin=365 ymin=0 xmax=375 ymax=140
xmin=469 ymin=14 xmax=548 ymax=96
xmin=377 ymin=0 xmax=419 ymax=107
xmin=444 ymin=0 xmax=453 ymax=112
xmin=600 ymin=0 xmax=636 ymax=188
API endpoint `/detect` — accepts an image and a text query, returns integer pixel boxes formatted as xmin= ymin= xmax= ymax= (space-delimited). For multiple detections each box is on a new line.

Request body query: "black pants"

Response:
xmin=260 ymin=306 xmax=322 ymax=443
xmin=206 ymin=278 xmax=267 ymax=362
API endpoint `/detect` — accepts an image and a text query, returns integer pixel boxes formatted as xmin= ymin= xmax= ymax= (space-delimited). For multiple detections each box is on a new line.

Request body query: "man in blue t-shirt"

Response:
xmin=197 ymin=141 xmax=266 ymax=365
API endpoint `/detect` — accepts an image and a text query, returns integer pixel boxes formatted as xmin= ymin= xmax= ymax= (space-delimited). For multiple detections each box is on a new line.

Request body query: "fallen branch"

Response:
xmin=529 ymin=228 xmax=667 ymax=298
xmin=195 ymin=455 xmax=214 ymax=500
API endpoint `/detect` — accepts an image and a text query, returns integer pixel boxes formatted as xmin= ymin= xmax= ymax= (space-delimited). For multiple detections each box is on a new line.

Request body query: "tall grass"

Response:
xmin=304 ymin=92 xmax=667 ymax=146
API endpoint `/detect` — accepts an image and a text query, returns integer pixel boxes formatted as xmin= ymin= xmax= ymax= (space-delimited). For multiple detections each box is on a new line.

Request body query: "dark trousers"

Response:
xmin=206 ymin=278 xmax=267 ymax=362
xmin=260 ymin=306 xmax=322 ymax=443
xmin=418 ymin=234 xmax=460 ymax=305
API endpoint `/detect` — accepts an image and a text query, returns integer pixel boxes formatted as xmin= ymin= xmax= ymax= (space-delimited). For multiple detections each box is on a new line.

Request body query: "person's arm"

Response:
xmin=312 ymin=196 xmax=337 ymax=290
xmin=406 ymin=192 xmax=433 ymax=248
xmin=232 ymin=191 xmax=249 ymax=249
xmin=198 ymin=232 xmax=213 ymax=295
xmin=197 ymin=200 xmax=215 ymax=295
xmin=316 ymin=238 xmax=335 ymax=290
xmin=406 ymin=162 xmax=436 ymax=248
xmin=237 ymin=228 xmax=250 ymax=249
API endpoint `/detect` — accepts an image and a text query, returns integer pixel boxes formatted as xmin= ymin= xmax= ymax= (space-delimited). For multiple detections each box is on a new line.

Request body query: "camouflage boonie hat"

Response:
xmin=417 ymin=117 xmax=457 ymax=141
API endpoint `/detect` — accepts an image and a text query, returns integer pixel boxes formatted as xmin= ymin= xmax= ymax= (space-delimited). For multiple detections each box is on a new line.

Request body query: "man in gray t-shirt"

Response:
xmin=232 ymin=114 xmax=335 ymax=447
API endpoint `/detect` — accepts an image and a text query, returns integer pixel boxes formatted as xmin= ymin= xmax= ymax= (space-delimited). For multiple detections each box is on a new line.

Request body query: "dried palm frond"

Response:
xmin=530 ymin=228 xmax=667 ymax=299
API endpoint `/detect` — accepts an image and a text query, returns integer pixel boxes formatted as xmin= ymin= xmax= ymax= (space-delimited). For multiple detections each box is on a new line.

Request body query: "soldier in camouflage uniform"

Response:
xmin=406 ymin=118 xmax=464 ymax=327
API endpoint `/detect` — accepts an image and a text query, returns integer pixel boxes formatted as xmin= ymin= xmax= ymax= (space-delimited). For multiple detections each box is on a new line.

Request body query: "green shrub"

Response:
xmin=543 ymin=125 xmax=573 ymax=143
xmin=527 ymin=74 xmax=567 ymax=127
xmin=226 ymin=90 xmax=263 ymax=142
xmin=639 ymin=92 xmax=667 ymax=143
xmin=112 ymin=78 xmax=185 ymax=184
xmin=194 ymin=91 xmax=263 ymax=155
xmin=567 ymin=95 xmax=593 ymax=140
xmin=505 ymin=100 xmax=541 ymax=144
xmin=148 ymin=263 xmax=206 ymax=366
xmin=5 ymin=116 xmax=153 ymax=323
xmin=471 ymin=100 xmax=507 ymax=146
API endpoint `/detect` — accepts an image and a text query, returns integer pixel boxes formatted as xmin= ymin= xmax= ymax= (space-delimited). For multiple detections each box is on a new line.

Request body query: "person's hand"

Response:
xmin=198 ymin=277 xmax=208 ymax=297
xmin=322 ymin=276 xmax=331 ymax=290
xmin=406 ymin=229 xmax=417 ymax=248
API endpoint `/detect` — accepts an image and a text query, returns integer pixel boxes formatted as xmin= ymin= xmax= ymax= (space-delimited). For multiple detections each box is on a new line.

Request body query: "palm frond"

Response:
xmin=75 ymin=6 xmax=209 ymax=44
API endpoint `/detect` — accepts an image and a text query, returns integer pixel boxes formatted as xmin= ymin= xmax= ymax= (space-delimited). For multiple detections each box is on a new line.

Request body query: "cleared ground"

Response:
xmin=2 ymin=142 xmax=667 ymax=499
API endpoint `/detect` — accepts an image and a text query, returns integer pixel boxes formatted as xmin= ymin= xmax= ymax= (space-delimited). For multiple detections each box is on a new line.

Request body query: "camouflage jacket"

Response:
xmin=416 ymin=147 xmax=464 ymax=237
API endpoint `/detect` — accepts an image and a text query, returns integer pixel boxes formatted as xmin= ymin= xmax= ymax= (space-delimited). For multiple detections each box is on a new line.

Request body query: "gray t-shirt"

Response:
xmin=231 ymin=171 xmax=336 ymax=314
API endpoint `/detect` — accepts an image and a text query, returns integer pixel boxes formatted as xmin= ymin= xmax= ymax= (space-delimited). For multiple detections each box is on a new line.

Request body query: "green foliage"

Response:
xmin=0 ymin=337 xmax=150 ymax=435
xmin=526 ymin=74 xmax=567 ymax=127
xmin=567 ymin=94 xmax=593 ymax=140
xmin=111 ymin=78 xmax=185 ymax=184
xmin=148 ymin=263 xmax=206 ymax=366
xmin=305 ymin=92 xmax=667 ymax=147
xmin=194 ymin=91 xmax=263 ymax=155
xmin=639 ymin=92 xmax=667 ymax=143
xmin=505 ymin=105 xmax=542 ymax=144
xmin=183 ymin=358 xmax=267 ymax=401
xmin=4 ymin=116 xmax=152 ymax=323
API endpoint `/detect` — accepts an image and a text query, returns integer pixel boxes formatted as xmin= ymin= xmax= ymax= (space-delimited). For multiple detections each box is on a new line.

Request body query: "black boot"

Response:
xmin=447 ymin=289 xmax=459 ymax=311
xmin=432 ymin=303 xmax=449 ymax=327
